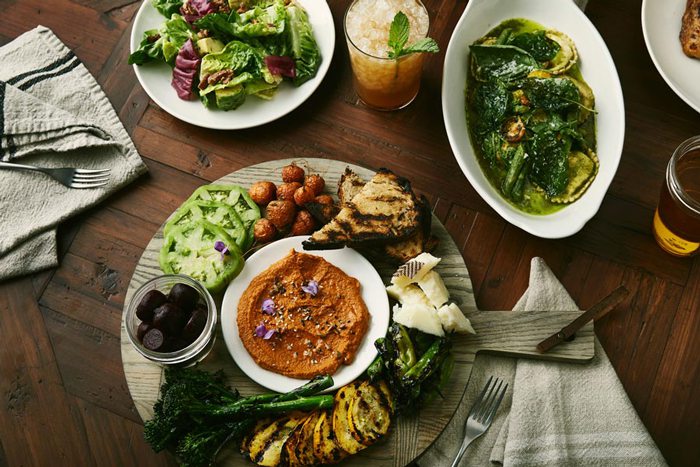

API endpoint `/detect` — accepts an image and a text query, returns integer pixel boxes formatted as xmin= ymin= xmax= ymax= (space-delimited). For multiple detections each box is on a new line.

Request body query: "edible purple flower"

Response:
xmin=214 ymin=240 xmax=229 ymax=260
xmin=301 ymin=280 xmax=319 ymax=296
xmin=261 ymin=298 xmax=276 ymax=315
xmin=255 ymin=323 xmax=276 ymax=340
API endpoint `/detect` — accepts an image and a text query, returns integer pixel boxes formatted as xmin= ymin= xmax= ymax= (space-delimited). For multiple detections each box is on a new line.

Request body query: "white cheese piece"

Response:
xmin=437 ymin=303 xmax=476 ymax=334
xmin=386 ymin=283 xmax=433 ymax=307
xmin=393 ymin=303 xmax=445 ymax=337
xmin=417 ymin=270 xmax=450 ymax=308
xmin=391 ymin=252 xmax=442 ymax=287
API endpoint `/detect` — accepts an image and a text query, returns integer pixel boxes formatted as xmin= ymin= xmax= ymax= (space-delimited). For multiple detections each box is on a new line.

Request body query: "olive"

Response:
xmin=169 ymin=338 xmax=192 ymax=352
xmin=152 ymin=303 xmax=187 ymax=335
xmin=137 ymin=321 xmax=151 ymax=341
xmin=168 ymin=283 xmax=199 ymax=312
xmin=135 ymin=289 xmax=167 ymax=321
xmin=183 ymin=305 xmax=208 ymax=342
xmin=142 ymin=328 xmax=166 ymax=351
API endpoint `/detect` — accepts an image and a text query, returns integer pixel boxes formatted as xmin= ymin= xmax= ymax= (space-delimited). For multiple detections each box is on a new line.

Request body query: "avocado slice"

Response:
xmin=215 ymin=86 xmax=246 ymax=111
xmin=196 ymin=37 xmax=225 ymax=55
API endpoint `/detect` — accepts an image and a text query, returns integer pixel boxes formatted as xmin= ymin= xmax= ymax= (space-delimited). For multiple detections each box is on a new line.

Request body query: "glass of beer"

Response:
xmin=344 ymin=0 xmax=430 ymax=111
xmin=653 ymin=136 xmax=700 ymax=257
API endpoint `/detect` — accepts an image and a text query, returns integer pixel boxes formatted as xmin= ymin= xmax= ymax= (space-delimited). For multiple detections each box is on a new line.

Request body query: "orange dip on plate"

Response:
xmin=237 ymin=249 xmax=370 ymax=379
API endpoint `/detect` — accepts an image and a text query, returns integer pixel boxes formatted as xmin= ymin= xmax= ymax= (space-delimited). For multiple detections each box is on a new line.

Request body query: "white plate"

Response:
xmin=642 ymin=0 xmax=700 ymax=113
xmin=129 ymin=0 xmax=335 ymax=129
xmin=221 ymin=236 xmax=390 ymax=393
xmin=442 ymin=0 xmax=625 ymax=239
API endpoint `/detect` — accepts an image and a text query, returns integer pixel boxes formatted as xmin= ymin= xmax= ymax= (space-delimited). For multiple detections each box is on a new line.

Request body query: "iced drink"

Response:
xmin=344 ymin=0 xmax=430 ymax=110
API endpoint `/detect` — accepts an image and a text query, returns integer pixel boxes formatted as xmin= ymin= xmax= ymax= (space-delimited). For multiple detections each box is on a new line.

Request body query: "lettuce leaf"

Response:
xmin=286 ymin=1 xmax=321 ymax=85
xmin=130 ymin=14 xmax=195 ymax=65
xmin=152 ymin=0 xmax=183 ymax=17
xmin=232 ymin=0 xmax=286 ymax=38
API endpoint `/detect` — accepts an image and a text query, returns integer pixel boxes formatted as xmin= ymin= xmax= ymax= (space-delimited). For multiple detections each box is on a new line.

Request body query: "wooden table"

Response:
xmin=0 ymin=0 xmax=698 ymax=466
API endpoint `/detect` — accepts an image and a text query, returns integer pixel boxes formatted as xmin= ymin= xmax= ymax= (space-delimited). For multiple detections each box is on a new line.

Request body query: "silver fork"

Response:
xmin=0 ymin=161 xmax=110 ymax=189
xmin=451 ymin=376 xmax=509 ymax=467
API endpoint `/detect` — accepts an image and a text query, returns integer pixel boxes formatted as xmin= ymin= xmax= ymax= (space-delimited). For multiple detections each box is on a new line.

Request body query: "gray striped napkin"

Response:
xmin=0 ymin=26 xmax=146 ymax=281
xmin=420 ymin=258 xmax=667 ymax=467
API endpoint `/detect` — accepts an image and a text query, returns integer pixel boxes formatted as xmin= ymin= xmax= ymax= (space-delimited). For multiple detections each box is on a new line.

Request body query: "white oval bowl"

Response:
xmin=442 ymin=0 xmax=625 ymax=239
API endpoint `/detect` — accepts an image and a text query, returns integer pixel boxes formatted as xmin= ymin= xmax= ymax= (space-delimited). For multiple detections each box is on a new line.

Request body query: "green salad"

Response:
xmin=130 ymin=0 xmax=321 ymax=111
xmin=466 ymin=19 xmax=598 ymax=215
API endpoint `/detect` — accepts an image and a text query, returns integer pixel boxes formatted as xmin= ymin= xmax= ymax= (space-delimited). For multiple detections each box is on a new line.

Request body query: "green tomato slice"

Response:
xmin=164 ymin=200 xmax=248 ymax=250
xmin=160 ymin=219 xmax=243 ymax=293
xmin=189 ymin=184 xmax=261 ymax=247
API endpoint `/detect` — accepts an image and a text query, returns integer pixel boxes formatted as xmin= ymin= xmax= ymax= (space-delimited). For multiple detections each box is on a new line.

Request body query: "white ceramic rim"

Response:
xmin=641 ymin=0 xmax=700 ymax=114
xmin=129 ymin=0 xmax=335 ymax=129
xmin=220 ymin=236 xmax=390 ymax=393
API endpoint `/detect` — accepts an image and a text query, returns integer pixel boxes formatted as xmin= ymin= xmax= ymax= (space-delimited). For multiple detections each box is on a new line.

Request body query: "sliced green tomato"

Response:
xmin=164 ymin=200 xmax=248 ymax=250
xmin=160 ymin=220 xmax=243 ymax=293
xmin=189 ymin=184 xmax=261 ymax=246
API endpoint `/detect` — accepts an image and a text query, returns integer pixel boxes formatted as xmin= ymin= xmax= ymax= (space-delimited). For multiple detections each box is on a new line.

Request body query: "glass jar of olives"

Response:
xmin=125 ymin=274 xmax=217 ymax=366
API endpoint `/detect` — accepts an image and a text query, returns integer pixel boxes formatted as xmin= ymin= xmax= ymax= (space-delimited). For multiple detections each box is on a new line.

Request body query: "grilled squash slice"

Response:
xmin=332 ymin=383 xmax=368 ymax=454
xmin=313 ymin=410 xmax=348 ymax=464
xmin=284 ymin=411 xmax=321 ymax=467
xmin=348 ymin=381 xmax=393 ymax=445
xmin=247 ymin=412 xmax=308 ymax=466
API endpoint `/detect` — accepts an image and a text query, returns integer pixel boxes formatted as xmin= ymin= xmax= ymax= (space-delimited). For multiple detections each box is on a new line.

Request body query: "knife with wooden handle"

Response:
xmin=536 ymin=286 xmax=629 ymax=353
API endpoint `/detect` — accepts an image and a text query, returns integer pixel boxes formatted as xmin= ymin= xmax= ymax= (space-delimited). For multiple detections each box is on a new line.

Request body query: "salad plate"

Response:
xmin=220 ymin=235 xmax=390 ymax=394
xmin=129 ymin=0 xmax=335 ymax=129
xmin=642 ymin=0 xmax=700 ymax=114
xmin=442 ymin=0 xmax=625 ymax=239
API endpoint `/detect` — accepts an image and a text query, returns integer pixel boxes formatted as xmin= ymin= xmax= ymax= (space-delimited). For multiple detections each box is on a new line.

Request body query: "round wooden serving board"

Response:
xmin=121 ymin=158 xmax=594 ymax=467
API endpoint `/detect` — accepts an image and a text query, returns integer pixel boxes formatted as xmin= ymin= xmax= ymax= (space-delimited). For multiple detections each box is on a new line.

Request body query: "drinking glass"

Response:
xmin=344 ymin=0 xmax=430 ymax=111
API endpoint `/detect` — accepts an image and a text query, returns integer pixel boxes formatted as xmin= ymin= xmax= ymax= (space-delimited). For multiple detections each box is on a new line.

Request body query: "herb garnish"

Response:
xmin=387 ymin=11 xmax=440 ymax=59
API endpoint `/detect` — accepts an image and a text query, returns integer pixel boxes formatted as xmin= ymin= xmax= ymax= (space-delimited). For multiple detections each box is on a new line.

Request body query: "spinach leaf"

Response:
xmin=524 ymin=78 xmax=580 ymax=112
xmin=470 ymin=44 xmax=538 ymax=82
xmin=508 ymin=31 xmax=560 ymax=62
xmin=473 ymin=80 xmax=509 ymax=132
xmin=527 ymin=129 xmax=571 ymax=196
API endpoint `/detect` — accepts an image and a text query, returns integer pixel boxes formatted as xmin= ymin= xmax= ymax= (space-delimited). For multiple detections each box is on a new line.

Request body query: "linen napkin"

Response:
xmin=0 ymin=26 xmax=147 ymax=280
xmin=420 ymin=258 xmax=667 ymax=466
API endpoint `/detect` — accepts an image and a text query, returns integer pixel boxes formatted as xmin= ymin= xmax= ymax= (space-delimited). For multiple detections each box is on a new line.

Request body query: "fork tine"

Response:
xmin=476 ymin=378 xmax=500 ymax=422
xmin=468 ymin=376 xmax=493 ymax=418
xmin=74 ymin=168 xmax=111 ymax=174
xmin=73 ymin=171 xmax=110 ymax=178
xmin=70 ymin=181 xmax=108 ymax=189
xmin=73 ymin=175 xmax=111 ymax=183
xmin=484 ymin=382 xmax=508 ymax=426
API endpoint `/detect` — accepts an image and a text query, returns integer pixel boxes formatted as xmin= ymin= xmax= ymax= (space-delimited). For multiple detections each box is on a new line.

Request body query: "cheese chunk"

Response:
xmin=437 ymin=303 xmax=476 ymax=334
xmin=392 ymin=303 xmax=445 ymax=337
xmin=391 ymin=253 xmax=441 ymax=288
xmin=417 ymin=270 xmax=450 ymax=308
xmin=386 ymin=283 xmax=432 ymax=308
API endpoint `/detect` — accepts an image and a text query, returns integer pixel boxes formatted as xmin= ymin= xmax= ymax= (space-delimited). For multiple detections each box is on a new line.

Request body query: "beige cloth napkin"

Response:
xmin=420 ymin=258 xmax=667 ymax=466
xmin=0 ymin=26 xmax=147 ymax=280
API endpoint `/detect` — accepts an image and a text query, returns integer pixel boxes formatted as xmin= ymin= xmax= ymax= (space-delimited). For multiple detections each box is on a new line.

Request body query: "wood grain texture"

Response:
xmin=120 ymin=159 xmax=593 ymax=466
xmin=2 ymin=0 xmax=700 ymax=465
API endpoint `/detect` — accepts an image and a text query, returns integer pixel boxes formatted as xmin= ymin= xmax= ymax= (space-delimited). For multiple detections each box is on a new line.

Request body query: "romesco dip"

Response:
xmin=237 ymin=249 xmax=370 ymax=379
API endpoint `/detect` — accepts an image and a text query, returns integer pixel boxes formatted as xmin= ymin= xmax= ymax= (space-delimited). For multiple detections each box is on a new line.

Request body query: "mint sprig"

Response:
xmin=387 ymin=11 xmax=440 ymax=59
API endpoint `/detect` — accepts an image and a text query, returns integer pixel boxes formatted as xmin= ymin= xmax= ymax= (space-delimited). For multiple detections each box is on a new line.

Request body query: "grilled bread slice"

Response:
xmin=303 ymin=169 xmax=422 ymax=249
xmin=338 ymin=168 xmax=366 ymax=208
xmin=681 ymin=0 xmax=700 ymax=58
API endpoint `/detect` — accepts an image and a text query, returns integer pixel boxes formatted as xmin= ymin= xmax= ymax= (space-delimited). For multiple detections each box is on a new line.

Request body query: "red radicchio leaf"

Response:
xmin=180 ymin=0 xmax=215 ymax=23
xmin=171 ymin=39 xmax=201 ymax=100
xmin=264 ymin=56 xmax=296 ymax=79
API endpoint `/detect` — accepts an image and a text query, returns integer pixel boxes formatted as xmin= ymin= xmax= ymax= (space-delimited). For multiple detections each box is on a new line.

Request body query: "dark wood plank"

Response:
xmin=0 ymin=279 xmax=95 ymax=466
